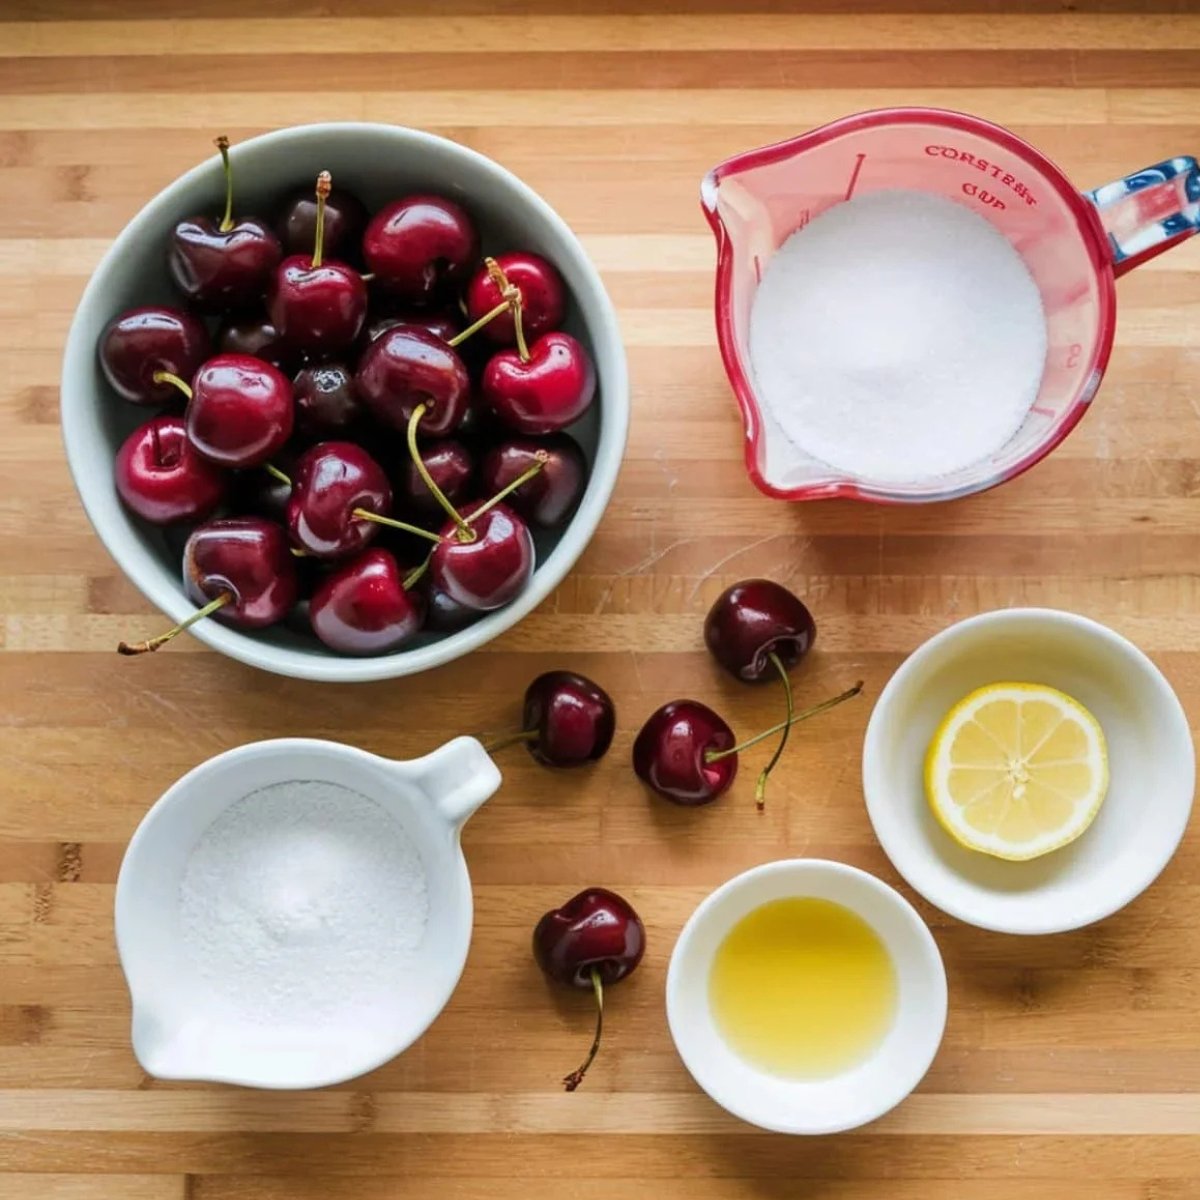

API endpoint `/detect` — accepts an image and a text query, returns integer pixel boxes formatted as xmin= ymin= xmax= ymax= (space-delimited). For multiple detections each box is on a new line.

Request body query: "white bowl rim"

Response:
xmin=61 ymin=121 xmax=629 ymax=682
xmin=862 ymin=606 xmax=1196 ymax=935
xmin=665 ymin=857 xmax=948 ymax=1135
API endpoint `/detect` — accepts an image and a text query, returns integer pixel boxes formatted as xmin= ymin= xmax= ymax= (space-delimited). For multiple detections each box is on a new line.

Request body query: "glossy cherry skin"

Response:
xmin=401 ymin=438 xmax=474 ymax=516
xmin=168 ymin=216 xmax=281 ymax=313
xmin=355 ymin=326 xmax=471 ymax=437
xmin=481 ymin=435 xmax=585 ymax=528
xmin=99 ymin=306 xmax=210 ymax=405
xmin=114 ymin=415 xmax=226 ymax=525
xmin=183 ymin=517 xmax=298 ymax=629
xmin=423 ymin=582 xmax=478 ymax=633
xmin=533 ymin=888 xmax=645 ymax=989
xmin=310 ymin=547 xmax=425 ymax=655
xmin=287 ymin=441 xmax=393 ymax=560
xmin=704 ymin=579 xmax=817 ymax=682
xmin=430 ymin=501 xmax=534 ymax=611
xmin=267 ymin=256 xmax=367 ymax=357
xmin=523 ymin=671 xmax=615 ymax=767
xmin=366 ymin=310 xmax=460 ymax=345
xmin=276 ymin=183 xmax=367 ymax=260
xmin=466 ymin=252 xmax=565 ymax=346
xmin=483 ymin=332 xmax=596 ymax=435
xmin=632 ymin=700 xmax=737 ymax=805
xmin=293 ymin=362 xmax=363 ymax=439
xmin=362 ymin=194 xmax=479 ymax=303
xmin=216 ymin=316 xmax=294 ymax=372
xmin=185 ymin=353 xmax=294 ymax=468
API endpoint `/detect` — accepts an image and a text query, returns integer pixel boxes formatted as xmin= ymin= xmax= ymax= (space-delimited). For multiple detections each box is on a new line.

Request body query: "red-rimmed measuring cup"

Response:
xmin=702 ymin=107 xmax=1200 ymax=504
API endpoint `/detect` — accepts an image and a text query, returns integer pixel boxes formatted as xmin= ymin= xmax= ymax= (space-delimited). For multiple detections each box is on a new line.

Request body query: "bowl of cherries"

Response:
xmin=61 ymin=123 xmax=628 ymax=681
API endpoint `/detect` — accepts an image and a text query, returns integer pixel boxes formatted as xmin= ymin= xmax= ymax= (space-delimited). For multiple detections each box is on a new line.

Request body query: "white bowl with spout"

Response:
xmin=115 ymin=735 xmax=501 ymax=1089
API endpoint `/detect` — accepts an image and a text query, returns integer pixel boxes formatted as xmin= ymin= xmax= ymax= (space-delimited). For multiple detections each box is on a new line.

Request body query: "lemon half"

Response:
xmin=924 ymin=683 xmax=1109 ymax=861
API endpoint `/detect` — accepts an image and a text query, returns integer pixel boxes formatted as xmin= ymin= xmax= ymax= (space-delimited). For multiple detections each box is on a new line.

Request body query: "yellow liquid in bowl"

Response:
xmin=708 ymin=897 xmax=898 ymax=1079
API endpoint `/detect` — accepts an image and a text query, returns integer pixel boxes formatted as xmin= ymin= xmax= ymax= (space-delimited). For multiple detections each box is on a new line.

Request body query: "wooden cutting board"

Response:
xmin=0 ymin=2 xmax=1197 ymax=1197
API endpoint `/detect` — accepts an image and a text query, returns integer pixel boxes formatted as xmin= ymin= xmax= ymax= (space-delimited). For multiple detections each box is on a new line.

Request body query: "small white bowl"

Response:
xmin=666 ymin=859 xmax=947 ymax=1135
xmin=863 ymin=608 xmax=1194 ymax=935
xmin=61 ymin=122 xmax=628 ymax=682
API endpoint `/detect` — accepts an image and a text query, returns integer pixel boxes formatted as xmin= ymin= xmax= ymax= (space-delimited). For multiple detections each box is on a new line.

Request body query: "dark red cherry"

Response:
xmin=466 ymin=252 xmax=565 ymax=346
xmin=114 ymin=415 xmax=226 ymax=524
xmin=293 ymin=362 xmax=363 ymax=440
xmin=430 ymin=501 xmax=534 ymax=611
xmin=99 ymin=306 xmax=210 ymax=405
xmin=423 ymin=582 xmax=478 ymax=633
xmin=480 ymin=435 xmax=585 ymax=527
xmin=184 ymin=353 xmax=294 ymax=468
xmin=310 ymin=547 xmax=425 ymax=656
xmin=355 ymin=326 xmax=470 ymax=437
xmin=483 ymin=332 xmax=596 ymax=435
xmin=401 ymin=439 xmax=474 ymax=516
xmin=362 ymin=193 xmax=479 ymax=304
xmin=286 ymin=441 xmax=392 ymax=560
xmin=366 ymin=310 xmax=461 ymax=345
xmin=216 ymin=316 xmax=294 ymax=372
xmin=276 ymin=181 xmax=366 ymax=260
xmin=704 ymin=579 xmax=817 ymax=682
xmin=522 ymin=671 xmax=615 ymax=767
xmin=631 ymin=700 xmax=737 ymax=806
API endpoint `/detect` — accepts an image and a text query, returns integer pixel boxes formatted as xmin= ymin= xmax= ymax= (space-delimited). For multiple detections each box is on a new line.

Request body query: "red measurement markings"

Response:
xmin=753 ymin=255 xmax=762 ymax=283
xmin=1031 ymin=405 xmax=1055 ymax=416
xmin=845 ymin=154 xmax=866 ymax=200
xmin=1065 ymin=343 xmax=1083 ymax=368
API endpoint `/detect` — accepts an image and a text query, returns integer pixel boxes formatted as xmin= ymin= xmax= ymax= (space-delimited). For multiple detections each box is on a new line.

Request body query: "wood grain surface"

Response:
xmin=2 ymin=1 xmax=1199 ymax=1196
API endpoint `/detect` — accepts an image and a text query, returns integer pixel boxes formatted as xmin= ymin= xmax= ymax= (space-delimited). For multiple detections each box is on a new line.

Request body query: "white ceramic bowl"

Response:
xmin=116 ymin=735 xmax=501 ymax=1089
xmin=666 ymin=859 xmax=947 ymax=1134
xmin=863 ymin=608 xmax=1194 ymax=935
xmin=61 ymin=123 xmax=628 ymax=681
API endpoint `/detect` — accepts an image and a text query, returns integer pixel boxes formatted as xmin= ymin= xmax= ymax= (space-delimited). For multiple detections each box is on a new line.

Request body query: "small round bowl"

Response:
xmin=61 ymin=123 xmax=628 ymax=682
xmin=666 ymin=859 xmax=947 ymax=1135
xmin=863 ymin=608 xmax=1194 ymax=934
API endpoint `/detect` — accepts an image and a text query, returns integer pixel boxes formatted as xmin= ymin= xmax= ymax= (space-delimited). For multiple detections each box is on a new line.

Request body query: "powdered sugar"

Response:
xmin=178 ymin=780 xmax=428 ymax=1029
xmin=748 ymin=189 xmax=1048 ymax=483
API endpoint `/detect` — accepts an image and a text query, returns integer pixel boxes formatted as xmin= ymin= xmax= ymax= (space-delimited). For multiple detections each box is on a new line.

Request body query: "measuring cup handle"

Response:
xmin=1083 ymin=156 xmax=1200 ymax=278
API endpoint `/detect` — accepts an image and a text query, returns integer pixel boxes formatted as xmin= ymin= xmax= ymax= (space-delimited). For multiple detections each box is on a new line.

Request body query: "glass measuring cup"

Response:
xmin=702 ymin=107 xmax=1200 ymax=503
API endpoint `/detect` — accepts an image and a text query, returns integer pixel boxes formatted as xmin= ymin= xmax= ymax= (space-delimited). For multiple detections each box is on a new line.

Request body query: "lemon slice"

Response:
xmin=924 ymin=683 xmax=1108 ymax=861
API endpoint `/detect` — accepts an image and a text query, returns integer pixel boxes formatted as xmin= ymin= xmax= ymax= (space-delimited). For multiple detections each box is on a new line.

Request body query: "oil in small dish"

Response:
xmin=708 ymin=897 xmax=898 ymax=1079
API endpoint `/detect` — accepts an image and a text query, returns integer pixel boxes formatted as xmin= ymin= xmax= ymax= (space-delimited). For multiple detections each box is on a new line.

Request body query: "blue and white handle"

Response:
xmin=1084 ymin=155 xmax=1200 ymax=277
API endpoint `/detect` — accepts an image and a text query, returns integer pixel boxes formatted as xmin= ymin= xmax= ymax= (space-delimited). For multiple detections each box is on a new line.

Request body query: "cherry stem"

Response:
xmin=264 ymin=463 xmax=292 ymax=487
xmin=480 ymin=728 xmax=538 ymax=755
xmin=563 ymin=966 xmax=603 ymax=1092
xmin=754 ymin=652 xmax=793 ymax=812
xmin=152 ymin=370 xmax=192 ymax=400
xmin=465 ymin=454 xmax=547 ymax=526
xmin=705 ymin=681 xmax=864 ymax=764
xmin=407 ymin=403 xmax=473 ymax=539
xmin=214 ymin=135 xmax=234 ymax=234
xmin=402 ymin=554 xmax=432 ymax=591
xmin=353 ymin=508 xmax=442 ymax=543
xmin=485 ymin=256 xmax=531 ymax=362
xmin=312 ymin=170 xmax=331 ymax=269
xmin=447 ymin=298 xmax=510 ymax=347
xmin=117 ymin=592 xmax=231 ymax=656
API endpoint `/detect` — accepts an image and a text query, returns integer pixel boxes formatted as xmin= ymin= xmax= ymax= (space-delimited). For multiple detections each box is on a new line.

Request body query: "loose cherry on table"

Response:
xmin=267 ymin=171 xmax=368 ymax=357
xmin=632 ymin=684 xmax=863 ymax=808
xmin=362 ymin=193 xmax=479 ymax=304
xmin=400 ymin=439 xmax=475 ymax=517
xmin=482 ymin=331 xmax=596 ymax=435
xmin=285 ymin=441 xmax=439 ymax=560
xmin=354 ymin=326 xmax=471 ymax=437
xmin=309 ymin=547 xmax=425 ymax=655
xmin=481 ymin=434 xmax=585 ymax=527
xmin=276 ymin=179 xmax=366 ymax=260
xmin=703 ymin=579 xmax=818 ymax=807
xmin=118 ymin=516 xmax=298 ymax=655
xmin=216 ymin=315 xmax=294 ymax=372
xmin=293 ymin=362 xmax=364 ymax=439
xmin=154 ymin=353 xmax=294 ymax=468
xmin=99 ymin=306 xmax=210 ymax=405
xmin=486 ymin=670 xmax=615 ymax=767
xmin=115 ymin=415 xmax=226 ymax=525
xmin=533 ymin=888 xmax=646 ymax=1091
xmin=465 ymin=253 xmax=565 ymax=346
xmin=168 ymin=136 xmax=281 ymax=312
